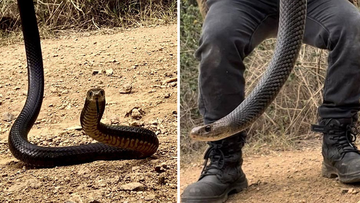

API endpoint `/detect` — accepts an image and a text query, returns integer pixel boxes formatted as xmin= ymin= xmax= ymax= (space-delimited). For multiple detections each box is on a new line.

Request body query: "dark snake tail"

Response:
xmin=8 ymin=0 xmax=158 ymax=167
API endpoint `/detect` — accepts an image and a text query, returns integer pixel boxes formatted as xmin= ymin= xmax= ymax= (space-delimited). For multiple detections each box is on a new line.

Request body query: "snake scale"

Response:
xmin=8 ymin=0 xmax=159 ymax=167
xmin=190 ymin=0 xmax=307 ymax=141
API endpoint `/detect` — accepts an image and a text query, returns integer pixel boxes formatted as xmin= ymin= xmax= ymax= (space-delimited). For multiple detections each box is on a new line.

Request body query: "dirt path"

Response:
xmin=181 ymin=144 xmax=360 ymax=203
xmin=0 ymin=24 xmax=177 ymax=202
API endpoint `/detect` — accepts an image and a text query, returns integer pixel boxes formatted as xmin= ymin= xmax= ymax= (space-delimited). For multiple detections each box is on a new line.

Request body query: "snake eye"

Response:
xmin=204 ymin=125 xmax=211 ymax=132
xmin=89 ymin=92 xmax=93 ymax=97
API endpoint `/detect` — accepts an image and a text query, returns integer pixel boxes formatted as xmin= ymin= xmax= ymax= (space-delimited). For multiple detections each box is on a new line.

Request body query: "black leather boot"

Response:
xmin=312 ymin=117 xmax=360 ymax=183
xmin=181 ymin=132 xmax=248 ymax=203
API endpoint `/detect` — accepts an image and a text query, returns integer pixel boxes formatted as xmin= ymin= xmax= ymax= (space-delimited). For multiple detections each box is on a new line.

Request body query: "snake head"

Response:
xmin=86 ymin=88 xmax=105 ymax=102
xmin=189 ymin=123 xmax=232 ymax=141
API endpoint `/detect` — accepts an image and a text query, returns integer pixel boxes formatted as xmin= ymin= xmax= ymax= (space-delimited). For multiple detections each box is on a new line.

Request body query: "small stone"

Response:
xmin=105 ymin=69 xmax=113 ymax=76
xmin=7 ymin=182 xmax=26 ymax=192
xmin=169 ymin=183 xmax=177 ymax=189
xmin=119 ymin=84 xmax=132 ymax=94
xmin=163 ymin=77 xmax=177 ymax=84
xmin=161 ymin=162 xmax=168 ymax=169
xmin=348 ymin=188 xmax=358 ymax=194
xmin=27 ymin=178 xmax=42 ymax=189
xmin=50 ymin=86 xmax=58 ymax=93
xmin=130 ymin=121 xmax=144 ymax=127
xmin=2 ymin=112 xmax=14 ymax=122
xmin=53 ymin=186 xmax=61 ymax=194
xmin=66 ymin=126 xmax=82 ymax=131
xmin=125 ymin=107 xmax=145 ymax=118
xmin=131 ymin=109 xmax=142 ymax=120
xmin=119 ymin=182 xmax=145 ymax=191
xmin=341 ymin=188 xmax=349 ymax=194
xmin=110 ymin=116 xmax=120 ymax=124
xmin=164 ymin=93 xmax=171 ymax=98
xmin=78 ymin=166 xmax=91 ymax=176
xmin=144 ymin=194 xmax=156 ymax=201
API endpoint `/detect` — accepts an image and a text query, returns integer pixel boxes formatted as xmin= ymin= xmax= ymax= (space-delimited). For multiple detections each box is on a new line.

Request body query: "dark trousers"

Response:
xmin=196 ymin=0 xmax=360 ymax=124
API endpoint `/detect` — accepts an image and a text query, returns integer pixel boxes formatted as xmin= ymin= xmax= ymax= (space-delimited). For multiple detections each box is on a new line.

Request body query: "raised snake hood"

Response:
xmin=190 ymin=0 xmax=307 ymax=141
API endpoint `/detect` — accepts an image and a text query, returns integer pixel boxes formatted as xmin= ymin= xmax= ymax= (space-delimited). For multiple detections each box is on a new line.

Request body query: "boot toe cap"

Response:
xmin=182 ymin=181 xmax=223 ymax=197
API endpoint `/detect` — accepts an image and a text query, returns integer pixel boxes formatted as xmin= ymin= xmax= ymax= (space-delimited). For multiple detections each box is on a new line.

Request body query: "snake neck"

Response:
xmin=80 ymin=99 xmax=104 ymax=125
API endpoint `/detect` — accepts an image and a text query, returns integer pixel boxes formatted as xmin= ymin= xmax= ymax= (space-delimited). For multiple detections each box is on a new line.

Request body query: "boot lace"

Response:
xmin=312 ymin=119 xmax=360 ymax=155
xmin=331 ymin=125 xmax=359 ymax=155
xmin=199 ymin=142 xmax=225 ymax=180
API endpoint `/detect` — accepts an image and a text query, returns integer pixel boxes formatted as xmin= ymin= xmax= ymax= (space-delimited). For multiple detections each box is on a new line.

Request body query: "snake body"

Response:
xmin=190 ymin=0 xmax=307 ymax=141
xmin=8 ymin=0 xmax=158 ymax=167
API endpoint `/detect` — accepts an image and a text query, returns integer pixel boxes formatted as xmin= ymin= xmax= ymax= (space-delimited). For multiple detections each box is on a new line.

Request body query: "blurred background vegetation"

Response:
xmin=0 ymin=0 xmax=177 ymax=42
xmin=180 ymin=0 xmax=360 ymax=166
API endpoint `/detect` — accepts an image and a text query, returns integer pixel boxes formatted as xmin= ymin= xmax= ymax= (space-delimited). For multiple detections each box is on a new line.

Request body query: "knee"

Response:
xmin=196 ymin=13 xmax=249 ymax=62
xmin=200 ymin=20 xmax=240 ymax=52
xmin=195 ymin=22 xmax=248 ymax=71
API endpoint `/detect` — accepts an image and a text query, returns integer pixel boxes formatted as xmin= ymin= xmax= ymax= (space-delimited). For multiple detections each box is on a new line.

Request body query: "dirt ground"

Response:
xmin=0 ymin=24 xmax=177 ymax=202
xmin=181 ymin=139 xmax=360 ymax=203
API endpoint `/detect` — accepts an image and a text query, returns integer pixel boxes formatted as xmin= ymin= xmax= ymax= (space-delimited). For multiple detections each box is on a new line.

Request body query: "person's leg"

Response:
xmin=196 ymin=0 xmax=278 ymax=124
xmin=305 ymin=0 xmax=360 ymax=183
xmin=181 ymin=0 xmax=279 ymax=202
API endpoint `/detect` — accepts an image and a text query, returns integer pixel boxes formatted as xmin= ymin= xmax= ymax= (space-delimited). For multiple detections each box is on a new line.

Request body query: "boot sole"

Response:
xmin=322 ymin=162 xmax=360 ymax=183
xmin=181 ymin=175 xmax=248 ymax=203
